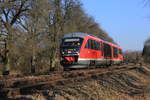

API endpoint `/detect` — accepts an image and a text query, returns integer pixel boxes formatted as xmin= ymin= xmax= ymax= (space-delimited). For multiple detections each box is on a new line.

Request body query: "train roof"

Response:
xmin=63 ymin=32 xmax=122 ymax=49
xmin=63 ymin=32 xmax=90 ymax=39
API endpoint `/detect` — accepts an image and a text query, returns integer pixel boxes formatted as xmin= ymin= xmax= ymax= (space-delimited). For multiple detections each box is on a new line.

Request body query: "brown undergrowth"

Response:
xmin=4 ymin=65 xmax=150 ymax=100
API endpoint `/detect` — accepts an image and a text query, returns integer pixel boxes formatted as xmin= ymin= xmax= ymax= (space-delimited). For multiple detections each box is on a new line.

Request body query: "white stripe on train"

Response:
xmin=78 ymin=58 xmax=122 ymax=61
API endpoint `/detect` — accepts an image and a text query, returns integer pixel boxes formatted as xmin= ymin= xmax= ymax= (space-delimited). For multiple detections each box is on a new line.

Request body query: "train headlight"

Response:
xmin=61 ymin=57 xmax=64 ymax=61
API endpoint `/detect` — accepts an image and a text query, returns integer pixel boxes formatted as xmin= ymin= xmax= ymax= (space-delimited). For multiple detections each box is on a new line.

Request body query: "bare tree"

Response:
xmin=15 ymin=0 xmax=52 ymax=73
xmin=124 ymin=51 xmax=142 ymax=64
xmin=142 ymin=38 xmax=150 ymax=63
xmin=0 ymin=0 xmax=31 ymax=72
xmin=0 ymin=0 xmax=116 ymax=73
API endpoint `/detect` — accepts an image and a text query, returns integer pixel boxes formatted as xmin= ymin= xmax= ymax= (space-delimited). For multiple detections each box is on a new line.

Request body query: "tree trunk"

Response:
xmin=30 ymin=56 xmax=35 ymax=73
xmin=5 ymin=24 xmax=13 ymax=73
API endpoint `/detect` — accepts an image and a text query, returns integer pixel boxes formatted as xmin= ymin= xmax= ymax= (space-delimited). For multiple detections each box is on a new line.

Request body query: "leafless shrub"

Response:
xmin=124 ymin=51 xmax=143 ymax=64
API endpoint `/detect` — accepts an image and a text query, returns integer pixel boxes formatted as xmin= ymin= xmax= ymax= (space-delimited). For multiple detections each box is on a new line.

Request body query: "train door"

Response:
xmin=101 ymin=42 xmax=104 ymax=58
xmin=113 ymin=47 xmax=118 ymax=64
xmin=103 ymin=43 xmax=112 ymax=65
xmin=89 ymin=40 xmax=97 ymax=66
xmin=100 ymin=43 xmax=105 ymax=65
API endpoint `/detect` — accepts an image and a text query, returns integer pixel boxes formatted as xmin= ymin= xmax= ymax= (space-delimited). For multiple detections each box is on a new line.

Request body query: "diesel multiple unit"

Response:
xmin=60 ymin=32 xmax=123 ymax=69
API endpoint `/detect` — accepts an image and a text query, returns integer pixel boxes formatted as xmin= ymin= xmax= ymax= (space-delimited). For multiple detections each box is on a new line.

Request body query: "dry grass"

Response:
xmin=5 ymin=65 xmax=150 ymax=100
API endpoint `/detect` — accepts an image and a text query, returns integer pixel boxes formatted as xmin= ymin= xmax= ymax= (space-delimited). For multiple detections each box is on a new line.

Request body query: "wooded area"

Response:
xmin=143 ymin=38 xmax=150 ymax=63
xmin=0 ymin=0 xmax=114 ymax=74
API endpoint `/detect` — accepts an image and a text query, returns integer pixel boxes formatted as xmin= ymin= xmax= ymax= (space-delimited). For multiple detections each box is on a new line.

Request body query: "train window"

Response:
xmin=85 ymin=39 xmax=93 ymax=49
xmin=85 ymin=39 xmax=91 ymax=49
xmin=85 ymin=39 xmax=100 ymax=50
xmin=101 ymin=43 xmax=104 ymax=56
xmin=119 ymin=49 xmax=122 ymax=54
xmin=103 ymin=43 xmax=112 ymax=57
xmin=95 ymin=41 xmax=100 ymax=50
xmin=91 ymin=40 xmax=96 ymax=50
xmin=63 ymin=38 xmax=83 ymax=47
xmin=113 ymin=47 xmax=118 ymax=57
xmin=90 ymin=40 xmax=94 ymax=49
xmin=85 ymin=41 xmax=88 ymax=48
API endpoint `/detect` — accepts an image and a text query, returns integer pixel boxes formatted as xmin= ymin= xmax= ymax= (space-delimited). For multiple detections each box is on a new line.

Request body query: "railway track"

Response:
xmin=0 ymin=64 xmax=144 ymax=98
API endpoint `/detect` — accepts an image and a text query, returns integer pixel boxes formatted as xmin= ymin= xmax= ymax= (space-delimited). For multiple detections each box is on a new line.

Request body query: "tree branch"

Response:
xmin=10 ymin=1 xmax=28 ymax=25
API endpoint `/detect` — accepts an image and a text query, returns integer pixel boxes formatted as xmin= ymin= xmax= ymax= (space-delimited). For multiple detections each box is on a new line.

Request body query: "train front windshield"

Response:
xmin=62 ymin=38 xmax=83 ymax=47
xmin=61 ymin=38 xmax=83 ymax=54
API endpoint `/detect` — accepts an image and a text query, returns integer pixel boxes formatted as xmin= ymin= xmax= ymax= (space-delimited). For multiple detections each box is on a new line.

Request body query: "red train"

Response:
xmin=60 ymin=32 xmax=123 ymax=69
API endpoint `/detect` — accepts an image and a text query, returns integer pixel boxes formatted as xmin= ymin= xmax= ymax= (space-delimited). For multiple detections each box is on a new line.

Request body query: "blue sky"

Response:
xmin=81 ymin=0 xmax=150 ymax=51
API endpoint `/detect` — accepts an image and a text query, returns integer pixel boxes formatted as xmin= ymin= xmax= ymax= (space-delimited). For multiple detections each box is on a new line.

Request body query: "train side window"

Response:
xmin=97 ymin=41 xmax=101 ymax=50
xmin=85 ymin=40 xmax=88 ymax=48
xmin=91 ymin=40 xmax=95 ymax=49
xmin=85 ymin=39 xmax=91 ymax=49
xmin=91 ymin=40 xmax=100 ymax=50
xmin=104 ymin=43 xmax=112 ymax=57
xmin=101 ymin=43 xmax=104 ymax=56
xmin=85 ymin=39 xmax=101 ymax=50
xmin=119 ymin=49 xmax=122 ymax=54
xmin=113 ymin=47 xmax=118 ymax=57
xmin=89 ymin=40 xmax=92 ymax=49
xmin=95 ymin=41 xmax=100 ymax=50
xmin=94 ymin=40 xmax=97 ymax=50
